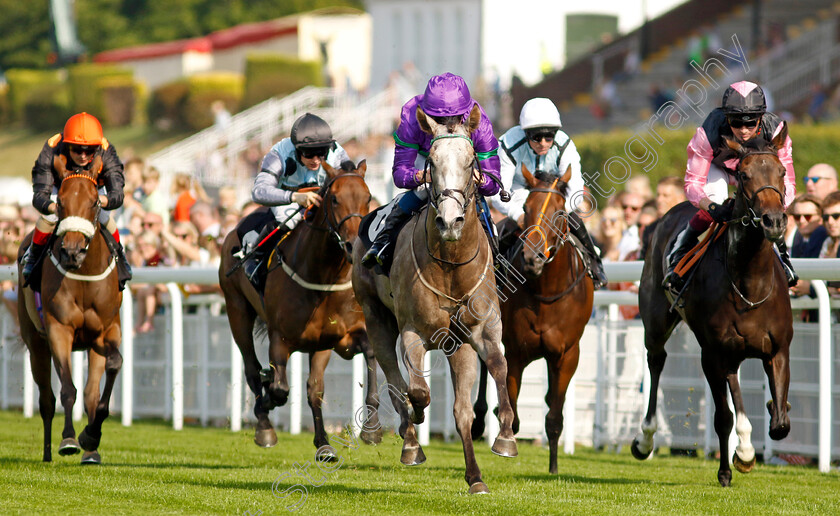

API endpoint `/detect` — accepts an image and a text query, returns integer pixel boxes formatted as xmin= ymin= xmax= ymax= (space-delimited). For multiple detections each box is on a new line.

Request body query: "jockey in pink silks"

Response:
xmin=662 ymin=80 xmax=798 ymax=290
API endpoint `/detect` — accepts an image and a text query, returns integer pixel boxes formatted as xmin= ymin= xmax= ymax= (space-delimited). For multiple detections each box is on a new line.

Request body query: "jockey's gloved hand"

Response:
xmin=708 ymin=201 xmax=733 ymax=224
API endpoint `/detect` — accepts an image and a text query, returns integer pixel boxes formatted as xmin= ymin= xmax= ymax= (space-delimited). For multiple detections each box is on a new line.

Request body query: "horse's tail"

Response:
xmin=253 ymin=316 xmax=268 ymax=343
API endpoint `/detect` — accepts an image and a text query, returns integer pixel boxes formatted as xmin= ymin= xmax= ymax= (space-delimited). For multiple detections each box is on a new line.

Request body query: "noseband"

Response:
xmin=733 ymin=150 xmax=785 ymax=227
xmin=55 ymin=173 xmax=101 ymax=246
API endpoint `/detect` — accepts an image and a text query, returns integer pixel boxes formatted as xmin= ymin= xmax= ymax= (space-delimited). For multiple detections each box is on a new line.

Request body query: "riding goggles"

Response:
xmin=727 ymin=117 xmax=759 ymax=129
xmin=300 ymin=147 xmax=329 ymax=159
xmin=68 ymin=144 xmax=99 ymax=155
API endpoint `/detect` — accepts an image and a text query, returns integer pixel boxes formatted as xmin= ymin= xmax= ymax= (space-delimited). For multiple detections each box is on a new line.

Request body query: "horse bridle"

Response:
xmin=422 ymin=133 xmax=482 ymax=266
xmin=55 ymin=173 xmax=102 ymax=252
xmin=732 ymin=150 xmax=785 ymax=227
xmin=522 ymin=176 xmax=570 ymax=263
xmin=307 ymin=172 xmax=370 ymax=250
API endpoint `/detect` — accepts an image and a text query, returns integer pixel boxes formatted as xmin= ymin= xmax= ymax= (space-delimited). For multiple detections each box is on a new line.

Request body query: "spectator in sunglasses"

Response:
xmin=802 ymin=163 xmax=837 ymax=201
xmin=789 ymin=194 xmax=828 ymax=305
xmin=487 ymin=97 xmax=607 ymax=288
xmin=663 ymin=81 xmax=798 ymax=291
xmin=237 ymin=113 xmax=351 ymax=287
xmin=23 ymin=112 xmax=132 ymax=290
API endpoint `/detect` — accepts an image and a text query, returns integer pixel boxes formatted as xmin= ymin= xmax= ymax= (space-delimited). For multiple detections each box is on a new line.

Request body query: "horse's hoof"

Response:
xmin=360 ymin=428 xmax=383 ymax=445
xmin=58 ymin=438 xmax=81 ymax=456
xmin=733 ymin=453 xmax=756 ymax=474
xmin=400 ymin=445 xmax=426 ymax=466
xmin=630 ymin=438 xmax=653 ymax=461
xmin=491 ymin=437 xmax=518 ymax=458
xmin=317 ymin=446 xmax=339 ymax=462
xmin=254 ymin=428 xmax=278 ymax=448
xmin=81 ymin=451 xmax=101 ymax=465
xmin=718 ymin=469 xmax=732 ymax=487
xmin=769 ymin=424 xmax=791 ymax=441
xmin=468 ymin=481 xmax=490 ymax=495
xmin=78 ymin=428 xmax=101 ymax=452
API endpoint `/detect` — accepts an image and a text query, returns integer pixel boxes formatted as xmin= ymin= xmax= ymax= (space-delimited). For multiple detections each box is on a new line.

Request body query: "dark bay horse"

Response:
xmin=18 ymin=155 xmax=123 ymax=465
xmin=473 ymin=165 xmax=593 ymax=474
xmin=632 ymin=125 xmax=792 ymax=487
xmin=219 ymin=160 xmax=382 ymax=454
xmin=352 ymin=106 xmax=517 ymax=494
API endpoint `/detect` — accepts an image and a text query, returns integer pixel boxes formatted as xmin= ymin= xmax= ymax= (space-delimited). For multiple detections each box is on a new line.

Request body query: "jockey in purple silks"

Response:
xmin=662 ymin=80 xmax=798 ymax=291
xmin=361 ymin=72 xmax=502 ymax=268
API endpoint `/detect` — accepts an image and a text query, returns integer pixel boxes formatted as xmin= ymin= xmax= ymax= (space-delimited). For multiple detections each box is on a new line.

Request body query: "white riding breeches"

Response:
xmin=703 ymin=164 xmax=732 ymax=204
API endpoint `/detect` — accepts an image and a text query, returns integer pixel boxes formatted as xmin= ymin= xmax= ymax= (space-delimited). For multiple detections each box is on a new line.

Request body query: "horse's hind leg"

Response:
xmin=27 ymin=336 xmax=56 ymax=462
xmin=727 ymin=372 xmax=756 ymax=473
xmin=225 ymin=291 xmax=275 ymax=447
xmin=470 ymin=361 xmax=488 ymax=440
xmin=48 ymin=325 xmax=80 ymax=456
xmin=448 ymin=343 xmax=488 ymax=494
xmin=764 ymin=348 xmax=791 ymax=440
xmin=545 ymin=345 xmax=580 ymax=475
xmin=357 ymin=333 xmax=383 ymax=445
xmin=631 ymin=319 xmax=677 ymax=460
xmin=307 ymin=349 xmax=334 ymax=456
xmin=701 ymin=350 xmax=734 ymax=487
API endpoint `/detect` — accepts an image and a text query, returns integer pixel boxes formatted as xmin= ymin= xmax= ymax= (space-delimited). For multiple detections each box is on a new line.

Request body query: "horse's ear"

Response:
xmin=417 ymin=106 xmax=436 ymax=135
xmin=771 ymin=121 xmax=788 ymax=151
xmin=467 ymin=104 xmax=481 ymax=134
xmin=53 ymin=154 xmax=68 ymax=177
xmin=723 ymin=135 xmax=745 ymax=156
xmin=356 ymin=159 xmax=367 ymax=178
xmin=323 ymin=160 xmax=338 ymax=179
xmin=521 ymin=163 xmax=539 ymax=189
xmin=561 ymin=164 xmax=572 ymax=184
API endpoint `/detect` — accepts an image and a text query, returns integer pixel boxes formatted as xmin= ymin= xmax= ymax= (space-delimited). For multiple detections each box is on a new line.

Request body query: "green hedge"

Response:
xmin=67 ymin=63 xmax=134 ymax=116
xmin=148 ymin=80 xmax=190 ymax=130
xmin=183 ymin=72 xmax=244 ymax=130
xmin=4 ymin=68 xmax=64 ymax=121
xmin=243 ymin=53 xmax=322 ymax=108
xmin=574 ymin=122 xmax=833 ymax=205
xmin=97 ymin=75 xmax=137 ymax=127
xmin=22 ymin=83 xmax=70 ymax=132
xmin=0 ymin=85 xmax=9 ymax=125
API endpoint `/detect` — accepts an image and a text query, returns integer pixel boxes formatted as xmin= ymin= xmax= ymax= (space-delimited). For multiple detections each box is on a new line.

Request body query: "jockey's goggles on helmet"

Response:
xmin=68 ymin=144 xmax=99 ymax=155
xmin=300 ymin=146 xmax=329 ymax=159
xmin=527 ymin=131 xmax=555 ymax=143
xmin=727 ymin=116 xmax=759 ymax=129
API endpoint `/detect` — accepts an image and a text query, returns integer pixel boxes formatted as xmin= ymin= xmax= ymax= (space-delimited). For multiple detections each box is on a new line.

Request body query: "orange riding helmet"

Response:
xmin=63 ymin=112 xmax=104 ymax=146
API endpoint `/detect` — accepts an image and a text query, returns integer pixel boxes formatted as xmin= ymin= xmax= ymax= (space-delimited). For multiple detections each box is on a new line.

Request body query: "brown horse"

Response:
xmin=473 ymin=165 xmax=594 ymax=474
xmin=352 ymin=106 xmax=518 ymax=495
xmin=18 ymin=155 xmax=123 ymax=465
xmin=219 ymin=160 xmax=382 ymax=454
xmin=632 ymin=125 xmax=792 ymax=487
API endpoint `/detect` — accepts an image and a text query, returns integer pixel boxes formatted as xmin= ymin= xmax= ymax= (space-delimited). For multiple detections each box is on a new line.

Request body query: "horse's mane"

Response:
xmin=430 ymin=115 xmax=463 ymax=132
xmin=339 ymin=160 xmax=357 ymax=173
xmin=716 ymin=134 xmax=776 ymax=164
xmin=532 ymin=170 xmax=570 ymax=198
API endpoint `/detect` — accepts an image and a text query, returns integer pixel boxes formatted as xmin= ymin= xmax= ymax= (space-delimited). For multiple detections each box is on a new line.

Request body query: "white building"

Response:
xmin=94 ymin=8 xmax=372 ymax=92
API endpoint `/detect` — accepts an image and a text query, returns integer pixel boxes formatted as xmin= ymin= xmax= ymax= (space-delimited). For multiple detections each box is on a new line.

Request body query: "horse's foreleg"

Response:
xmin=470 ymin=360 xmax=488 ymax=440
xmin=448 ymin=343 xmax=488 ymax=494
xmin=79 ymin=332 xmax=122 ymax=458
xmin=702 ymin=351 xmax=734 ymax=487
xmin=473 ymin=325 xmax=517 ymax=458
xmin=728 ymin=372 xmax=756 ymax=473
xmin=48 ymin=324 xmax=80 ymax=455
xmin=764 ymin=348 xmax=791 ymax=440
xmin=307 ymin=349 xmax=332 ymax=453
xmin=27 ymin=336 xmax=55 ymax=462
xmin=358 ymin=333 xmax=383 ymax=445
xmin=267 ymin=330 xmax=291 ymax=408
xmin=78 ymin=349 xmax=105 ymax=454
xmin=545 ymin=345 xmax=580 ymax=475
xmin=400 ymin=328 xmax=431 ymax=425
xmin=631 ymin=347 xmax=667 ymax=460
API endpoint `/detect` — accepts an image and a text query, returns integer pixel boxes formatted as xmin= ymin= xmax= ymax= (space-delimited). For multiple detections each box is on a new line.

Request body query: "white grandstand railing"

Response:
xmin=1 ymin=259 xmax=838 ymax=472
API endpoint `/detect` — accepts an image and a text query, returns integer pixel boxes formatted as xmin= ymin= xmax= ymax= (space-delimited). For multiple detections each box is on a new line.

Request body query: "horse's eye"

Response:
xmin=331 ymin=195 xmax=338 ymax=204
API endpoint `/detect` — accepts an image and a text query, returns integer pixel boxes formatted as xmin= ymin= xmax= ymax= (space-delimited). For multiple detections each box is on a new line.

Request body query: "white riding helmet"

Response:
xmin=519 ymin=98 xmax=562 ymax=131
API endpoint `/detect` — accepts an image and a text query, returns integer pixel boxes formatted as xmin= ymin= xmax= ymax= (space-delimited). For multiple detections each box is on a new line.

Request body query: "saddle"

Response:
xmin=666 ymin=222 xmax=727 ymax=291
xmin=358 ymin=203 xmax=405 ymax=276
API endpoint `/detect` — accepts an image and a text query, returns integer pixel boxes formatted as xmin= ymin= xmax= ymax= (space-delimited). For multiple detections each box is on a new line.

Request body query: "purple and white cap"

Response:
xmin=420 ymin=72 xmax=474 ymax=117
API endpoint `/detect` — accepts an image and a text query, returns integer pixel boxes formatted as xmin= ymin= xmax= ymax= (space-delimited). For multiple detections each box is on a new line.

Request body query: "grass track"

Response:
xmin=0 ymin=410 xmax=837 ymax=515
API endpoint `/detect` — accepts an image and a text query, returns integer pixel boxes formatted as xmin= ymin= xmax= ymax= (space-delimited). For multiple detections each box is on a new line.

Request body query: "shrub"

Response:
xmin=67 ymin=63 xmax=134 ymax=115
xmin=148 ymin=80 xmax=190 ymax=130
xmin=98 ymin=76 xmax=137 ymax=127
xmin=22 ymin=84 xmax=71 ymax=132
xmin=182 ymin=72 xmax=244 ymax=130
xmin=243 ymin=53 xmax=322 ymax=108
xmin=4 ymin=68 xmax=64 ymax=121
xmin=0 ymin=84 xmax=9 ymax=125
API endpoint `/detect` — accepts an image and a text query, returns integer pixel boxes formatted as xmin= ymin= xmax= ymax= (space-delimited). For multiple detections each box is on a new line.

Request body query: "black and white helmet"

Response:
xmin=290 ymin=113 xmax=335 ymax=150
xmin=722 ymin=81 xmax=766 ymax=120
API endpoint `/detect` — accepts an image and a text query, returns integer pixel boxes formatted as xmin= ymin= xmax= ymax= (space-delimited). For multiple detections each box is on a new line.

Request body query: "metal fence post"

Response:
xmin=166 ymin=283 xmax=183 ymax=431
xmin=121 ymin=287 xmax=134 ymax=426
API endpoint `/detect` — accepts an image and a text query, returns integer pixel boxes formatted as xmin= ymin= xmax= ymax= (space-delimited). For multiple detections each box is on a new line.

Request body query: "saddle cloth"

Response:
xmin=669 ymin=223 xmax=726 ymax=284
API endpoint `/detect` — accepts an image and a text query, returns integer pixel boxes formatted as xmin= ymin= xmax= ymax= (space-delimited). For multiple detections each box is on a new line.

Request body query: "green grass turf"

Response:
xmin=0 ymin=409 xmax=837 ymax=515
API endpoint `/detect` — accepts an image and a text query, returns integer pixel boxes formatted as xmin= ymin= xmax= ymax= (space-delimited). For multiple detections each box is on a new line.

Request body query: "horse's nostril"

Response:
xmin=435 ymin=216 xmax=446 ymax=231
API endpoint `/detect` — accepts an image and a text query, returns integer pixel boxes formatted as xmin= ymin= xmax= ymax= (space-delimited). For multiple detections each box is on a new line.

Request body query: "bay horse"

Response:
xmin=632 ymin=125 xmax=792 ymax=487
xmin=473 ymin=164 xmax=593 ymax=474
xmin=18 ymin=154 xmax=123 ymax=465
xmin=219 ymin=160 xmax=382 ymax=454
xmin=352 ymin=105 xmax=518 ymax=495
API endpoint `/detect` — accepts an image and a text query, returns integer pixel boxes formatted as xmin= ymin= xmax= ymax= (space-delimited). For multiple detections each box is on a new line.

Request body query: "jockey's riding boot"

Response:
xmin=776 ymin=241 xmax=799 ymax=287
xmin=115 ymin=241 xmax=132 ymax=291
xmin=22 ymin=241 xmax=46 ymax=283
xmin=362 ymin=204 xmax=411 ymax=268
xmin=662 ymin=224 xmax=704 ymax=290
xmin=244 ymin=223 xmax=281 ymax=290
xmin=569 ymin=214 xmax=608 ymax=290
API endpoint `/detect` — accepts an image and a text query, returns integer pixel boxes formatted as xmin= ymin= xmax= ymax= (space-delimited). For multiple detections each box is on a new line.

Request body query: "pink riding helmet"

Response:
xmin=420 ymin=72 xmax=474 ymax=117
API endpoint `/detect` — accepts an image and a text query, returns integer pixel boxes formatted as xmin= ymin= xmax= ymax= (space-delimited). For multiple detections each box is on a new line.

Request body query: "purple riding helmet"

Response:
xmin=420 ymin=72 xmax=474 ymax=119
